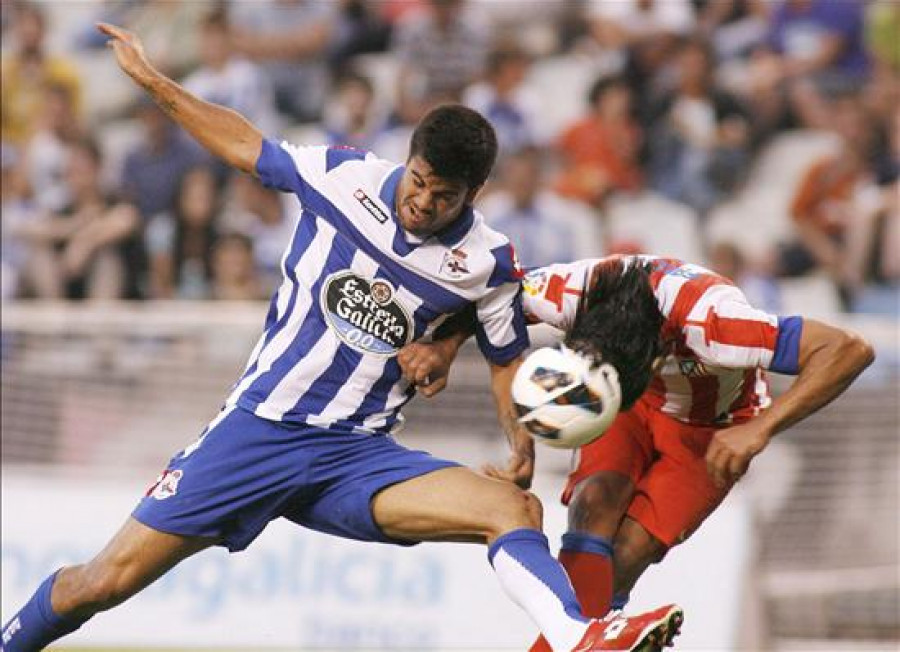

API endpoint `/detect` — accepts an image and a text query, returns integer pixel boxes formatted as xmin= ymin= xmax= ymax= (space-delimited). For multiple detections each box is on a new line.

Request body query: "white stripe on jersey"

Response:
xmin=655 ymin=272 xmax=691 ymax=318
xmin=225 ymin=223 xmax=336 ymax=411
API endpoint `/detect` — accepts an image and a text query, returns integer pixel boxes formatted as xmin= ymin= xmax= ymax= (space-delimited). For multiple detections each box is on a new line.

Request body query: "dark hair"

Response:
xmin=566 ymin=258 xmax=664 ymax=410
xmin=408 ymin=104 xmax=498 ymax=190
xmin=587 ymin=75 xmax=628 ymax=108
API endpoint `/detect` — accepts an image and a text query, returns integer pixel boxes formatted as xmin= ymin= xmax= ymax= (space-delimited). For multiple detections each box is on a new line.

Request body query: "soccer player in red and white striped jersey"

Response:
xmin=400 ymin=254 xmax=874 ymax=651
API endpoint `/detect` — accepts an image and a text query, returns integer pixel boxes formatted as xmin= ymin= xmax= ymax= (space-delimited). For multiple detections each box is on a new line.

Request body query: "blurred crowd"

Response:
xmin=1 ymin=0 xmax=897 ymax=313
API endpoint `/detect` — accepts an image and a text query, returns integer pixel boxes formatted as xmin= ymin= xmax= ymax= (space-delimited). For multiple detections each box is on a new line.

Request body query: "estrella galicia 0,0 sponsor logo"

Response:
xmin=321 ymin=272 xmax=413 ymax=356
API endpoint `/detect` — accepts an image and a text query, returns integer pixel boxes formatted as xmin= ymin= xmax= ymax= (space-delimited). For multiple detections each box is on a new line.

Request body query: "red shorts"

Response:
xmin=561 ymin=398 xmax=730 ymax=549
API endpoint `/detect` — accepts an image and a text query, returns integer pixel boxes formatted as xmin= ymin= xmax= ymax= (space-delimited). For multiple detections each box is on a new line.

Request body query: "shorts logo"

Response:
xmin=440 ymin=248 xmax=469 ymax=279
xmin=354 ymin=188 xmax=389 ymax=224
xmin=523 ymin=270 xmax=548 ymax=297
xmin=321 ymin=271 xmax=413 ymax=357
xmin=146 ymin=469 xmax=184 ymax=500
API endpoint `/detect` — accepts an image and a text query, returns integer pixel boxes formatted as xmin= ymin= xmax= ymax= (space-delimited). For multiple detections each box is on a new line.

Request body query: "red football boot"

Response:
xmin=569 ymin=604 xmax=684 ymax=652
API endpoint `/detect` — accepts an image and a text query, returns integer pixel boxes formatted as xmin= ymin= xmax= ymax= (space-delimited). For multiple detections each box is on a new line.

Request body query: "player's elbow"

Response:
xmin=837 ymin=330 xmax=875 ymax=373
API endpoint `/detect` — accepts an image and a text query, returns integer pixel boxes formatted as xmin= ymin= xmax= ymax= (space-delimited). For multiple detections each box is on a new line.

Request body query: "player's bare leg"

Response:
xmin=374 ymin=466 xmax=607 ymax=651
xmin=2 ymin=517 xmax=215 ymax=652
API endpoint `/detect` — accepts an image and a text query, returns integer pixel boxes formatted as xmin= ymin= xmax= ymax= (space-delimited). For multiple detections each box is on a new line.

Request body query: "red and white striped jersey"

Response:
xmin=521 ymin=255 xmax=783 ymax=426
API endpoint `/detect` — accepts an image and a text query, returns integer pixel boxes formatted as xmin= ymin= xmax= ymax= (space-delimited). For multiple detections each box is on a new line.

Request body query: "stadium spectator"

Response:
xmin=327 ymin=0 xmax=392 ymax=74
xmin=145 ymin=165 xmax=221 ymax=300
xmin=585 ymin=0 xmax=695 ymax=120
xmin=777 ymin=94 xmax=876 ymax=306
xmin=323 ymin=70 xmax=382 ymax=151
xmin=647 ymin=37 xmax=753 ymax=216
xmin=391 ymin=0 xmax=490 ymax=124
xmin=228 ymin=0 xmax=338 ymax=124
xmin=696 ymin=0 xmax=769 ymax=62
xmin=209 ymin=232 xmax=266 ymax=301
xmin=13 ymin=139 xmax=140 ymax=300
xmin=478 ymin=146 xmax=603 ymax=268
xmin=1 ymin=1 xmax=81 ymax=147
xmin=225 ymin=173 xmax=298 ymax=296
xmin=462 ymin=42 xmax=546 ymax=154
xmin=182 ymin=8 xmax=280 ymax=138
xmin=554 ymin=75 xmax=643 ymax=207
xmin=121 ymin=99 xmax=208 ymax=223
xmin=22 ymin=82 xmax=84 ymax=214
xmin=1 ymin=145 xmax=38 ymax=300
xmin=747 ymin=0 xmax=870 ymax=132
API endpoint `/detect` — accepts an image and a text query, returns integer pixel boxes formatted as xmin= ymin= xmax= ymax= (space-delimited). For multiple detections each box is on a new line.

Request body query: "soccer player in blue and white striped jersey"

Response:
xmin=2 ymin=23 xmax=639 ymax=652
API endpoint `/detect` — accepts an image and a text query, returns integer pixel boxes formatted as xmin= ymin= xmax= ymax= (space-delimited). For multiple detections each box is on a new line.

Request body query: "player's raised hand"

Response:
xmin=482 ymin=449 xmax=535 ymax=490
xmin=705 ymin=420 xmax=771 ymax=488
xmin=97 ymin=23 xmax=155 ymax=86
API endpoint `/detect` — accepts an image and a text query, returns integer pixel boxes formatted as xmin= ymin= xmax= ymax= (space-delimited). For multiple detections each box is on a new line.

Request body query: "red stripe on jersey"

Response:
xmin=687 ymin=373 xmax=720 ymax=423
xmin=667 ymin=275 xmax=725 ymax=330
xmin=687 ymin=308 xmax=779 ymax=349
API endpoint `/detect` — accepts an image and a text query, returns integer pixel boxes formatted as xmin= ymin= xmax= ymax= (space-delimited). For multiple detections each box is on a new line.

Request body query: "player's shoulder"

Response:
xmin=448 ymin=210 xmax=523 ymax=287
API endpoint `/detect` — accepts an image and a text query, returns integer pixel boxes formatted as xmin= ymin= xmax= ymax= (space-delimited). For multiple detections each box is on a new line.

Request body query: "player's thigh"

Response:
xmin=627 ymin=420 xmax=729 ymax=549
xmin=54 ymin=516 xmax=216 ymax=612
xmin=561 ymin=401 xmax=654 ymax=507
xmin=371 ymin=466 xmax=542 ymax=544
xmin=567 ymin=470 xmax=636 ymax=538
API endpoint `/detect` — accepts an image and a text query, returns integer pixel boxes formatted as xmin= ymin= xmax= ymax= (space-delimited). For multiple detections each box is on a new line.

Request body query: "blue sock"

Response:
xmin=489 ymin=529 xmax=591 ymax=652
xmin=2 ymin=571 xmax=88 ymax=652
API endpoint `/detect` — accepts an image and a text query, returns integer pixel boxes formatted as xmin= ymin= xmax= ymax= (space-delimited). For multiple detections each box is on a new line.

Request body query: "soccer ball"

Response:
xmin=512 ymin=345 xmax=622 ymax=449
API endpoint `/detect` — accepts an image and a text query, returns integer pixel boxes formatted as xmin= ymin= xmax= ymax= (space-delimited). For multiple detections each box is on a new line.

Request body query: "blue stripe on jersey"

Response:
xmin=257 ymin=140 xmax=469 ymax=314
xmin=240 ymin=233 xmax=356 ymax=412
xmin=239 ymin=211 xmax=317 ymax=382
xmin=475 ymin=285 xmax=529 ymax=365
xmin=347 ymin=358 xmax=404 ymax=424
xmin=487 ymin=243 xmax=523 ymax=288
xmin=326 ymin=146 xmax=367 ymax=171
xmin=289 ymin=342 xmax=364 ymax=417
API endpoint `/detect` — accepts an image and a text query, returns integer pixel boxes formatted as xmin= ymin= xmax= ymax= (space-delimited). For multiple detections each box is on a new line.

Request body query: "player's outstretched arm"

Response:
xmin=484 ymin=357 xmax=536 ymax=490
xmin=97 ymin=23 xmax=262 ymax=175
xmin=706 ymin=319 xmax=875 ymax=487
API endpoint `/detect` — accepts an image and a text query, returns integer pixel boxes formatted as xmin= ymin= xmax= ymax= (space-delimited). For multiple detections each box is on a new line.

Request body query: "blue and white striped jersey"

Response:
xmin=225 ymin=139 xmax=529 ymax=434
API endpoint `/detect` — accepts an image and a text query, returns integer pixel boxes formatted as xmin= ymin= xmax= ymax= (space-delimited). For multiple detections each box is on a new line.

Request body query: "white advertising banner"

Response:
xmin=2 ymin=471 xmax=750 ymax=650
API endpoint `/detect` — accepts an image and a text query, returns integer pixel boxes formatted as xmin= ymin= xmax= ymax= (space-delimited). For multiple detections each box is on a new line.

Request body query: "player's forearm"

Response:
xmin=759 ymin=320 xmax=874 ymax=437
xmin=138 ymin=69 xmax=263 ymax=175
xmin=491 ymin=359 xmax=536 ymax=459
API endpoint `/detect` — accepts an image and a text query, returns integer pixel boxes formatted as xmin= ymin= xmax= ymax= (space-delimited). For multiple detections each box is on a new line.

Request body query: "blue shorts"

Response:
xmin=132 ymin=406 xmax=459 ymax=552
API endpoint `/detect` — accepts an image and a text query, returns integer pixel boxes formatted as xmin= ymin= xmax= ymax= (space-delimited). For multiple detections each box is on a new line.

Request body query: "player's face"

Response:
xmin=396 ymin=156 xmax=475 ymax=238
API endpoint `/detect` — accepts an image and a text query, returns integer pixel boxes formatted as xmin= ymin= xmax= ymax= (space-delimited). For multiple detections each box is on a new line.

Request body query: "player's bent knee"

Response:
xmin=569 ymin=473 xmax=633 ymax=533
xmin=488 ymin=487 xmax=543 ymax=536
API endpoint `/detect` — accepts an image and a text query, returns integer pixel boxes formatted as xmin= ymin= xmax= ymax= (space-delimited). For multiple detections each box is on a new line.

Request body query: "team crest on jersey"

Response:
xmin=354 ymin=188 xmax=389 ymax=224
xmin=439 ymin=248 xmax=469 ymax=279
xmin=147 ymin=469 xmax=183 ymax=500
xmin=522 ymin=270 xmax=548 ymax=297
xmin=321 ymin=271 xmax=413 ymax=356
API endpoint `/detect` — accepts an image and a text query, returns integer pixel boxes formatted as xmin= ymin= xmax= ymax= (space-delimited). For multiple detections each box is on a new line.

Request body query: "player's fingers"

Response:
xmin=706 ymin=446 xmax=730 ymax=488
xmin=97 ymin=22 xmax=130 ymax=42
xmin=728 ymin=455 xmax=749 ymax=483
xmin=420 ymin=376 xmax=446 ymax=397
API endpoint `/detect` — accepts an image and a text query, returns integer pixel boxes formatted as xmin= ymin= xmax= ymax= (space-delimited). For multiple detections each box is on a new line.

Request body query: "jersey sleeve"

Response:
xmin=474 ymin=243 xmax=529 ymax=364
xmin=520 ymin=260 xmax=599 ymax=331
xmin=680 ymin=284 xmax=802 ymax=373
